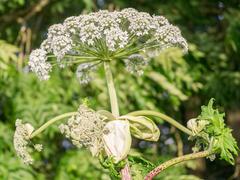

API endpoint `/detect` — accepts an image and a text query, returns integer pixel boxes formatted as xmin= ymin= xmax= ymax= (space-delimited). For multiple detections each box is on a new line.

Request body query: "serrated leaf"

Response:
xmin=199 ymin=99 xmax=225 ymax=134
xmin=128 ymin=155 xmax=155 ymax=179
xmin=214 ymin=128 xmax=239 ymax=165
xmin=198 ymin=99 xmax=239 ymax=165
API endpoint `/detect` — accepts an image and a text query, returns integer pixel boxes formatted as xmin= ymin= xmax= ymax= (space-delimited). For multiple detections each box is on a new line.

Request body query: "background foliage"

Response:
xmin=0 ymin=0 xmax=239 ymax=179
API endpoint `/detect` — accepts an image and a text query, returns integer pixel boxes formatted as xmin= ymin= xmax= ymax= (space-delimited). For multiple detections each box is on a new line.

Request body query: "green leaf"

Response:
xmin=0 ymin=40 xmax=19 ymax=71
xmin=198 ymin=98 xmax=239 ymax=165
xmin=148 ymin=72 xmax=188 ymax=101
xmin=213 ymin=128 xmax=239 ymax=165
xmin=199 ymin=98 xmax=225 ymax=134
xmin=128 ymin=155 xmax=155 ymax=179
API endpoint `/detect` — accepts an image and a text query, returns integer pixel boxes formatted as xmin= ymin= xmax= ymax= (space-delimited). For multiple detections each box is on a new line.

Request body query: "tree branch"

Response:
xmin=0 ymin=0 xmax=49 ymax=24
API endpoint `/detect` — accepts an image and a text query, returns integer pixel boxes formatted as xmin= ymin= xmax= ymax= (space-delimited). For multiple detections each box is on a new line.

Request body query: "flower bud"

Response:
xmin=120 ymin=115 xmax=160 ymax=141
xmin=187 ymin=118 xmax=209 ymax=135
xmin=103 ymin=120 xmax=131 ymax=163
xmin=197 ymin=120 xmax=209 ymax=132
xmin=25 ymin=123 xmax=35 ymax=138
xmin=187 ymin=118 xmax=198 ymax=133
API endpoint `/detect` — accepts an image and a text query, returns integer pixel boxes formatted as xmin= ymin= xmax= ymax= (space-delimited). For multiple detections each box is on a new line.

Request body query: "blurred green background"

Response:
xmin=0 ymin=0 xmax=240 ymax=179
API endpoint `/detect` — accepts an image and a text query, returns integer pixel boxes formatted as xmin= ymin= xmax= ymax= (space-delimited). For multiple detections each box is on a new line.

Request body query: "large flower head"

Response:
xmin=29 ymin=8 xmax=188 ymax=82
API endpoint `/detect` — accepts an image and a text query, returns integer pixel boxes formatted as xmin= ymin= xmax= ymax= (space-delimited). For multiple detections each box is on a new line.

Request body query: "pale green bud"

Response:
xmin=25 ymin=123 xmax=35 ymax=138
xmin=187 ymin=118 xmax=209 ymax=135
xmin=119 ymin=115 xmax=160 ymax=142
xmin=187 ymin=118 xmax=198 ymax=133
xmin=197 ymin=120 xmax=209 ymax=132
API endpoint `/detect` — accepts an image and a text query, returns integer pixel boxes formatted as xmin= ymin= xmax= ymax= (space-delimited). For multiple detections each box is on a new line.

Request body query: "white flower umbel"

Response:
xmin=76 ymin=63 xmax=97 ymax=84
xmin=29 ymin=8 xmax=188 ymax=81
xmin=103 ymin=120 xmax=132 ymax=163
xmin=59 ymin=105 xmax=107 ymax=156
xmin=124 ymin=54 xmax=148 ymax=75
xmin=52 ymin=35 xmax=72 ymax=61
xmin=13 ymin=119 xmax=42 ymax=165
xmin=29 ymin=49 xmax=52 ymax=80
xmin=104 ymin=27 xmax=129 ymax=51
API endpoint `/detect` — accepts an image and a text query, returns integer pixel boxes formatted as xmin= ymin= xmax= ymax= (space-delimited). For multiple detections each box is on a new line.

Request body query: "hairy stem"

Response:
xmin=127 ymin=110 xmax=192 ymax=136
xmin=144 ymin=150 xmax=213 ymax=180
xmin=103 ymin=61 xmax=119 ymax=117
xmin=103 ymin=61 xmax=131 ymax=180
xmin=30 ymin=112 xmax=77 ymax=139
xmin=121 ymin=163 xmax=132 ymax=180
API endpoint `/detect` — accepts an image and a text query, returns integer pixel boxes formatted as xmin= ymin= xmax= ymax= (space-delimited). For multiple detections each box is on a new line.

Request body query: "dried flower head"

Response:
xmin=13 ymin=119 xmax=42 ymax=164
xmin=29 ymin=8 xmax=188 ymax=82
xmin=59 ymin=105 xmax=107 ymax=156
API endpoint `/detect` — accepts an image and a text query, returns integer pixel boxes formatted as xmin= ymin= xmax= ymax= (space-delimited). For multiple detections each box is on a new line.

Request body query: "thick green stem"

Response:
xmin=127 ymin=110 xmax=192 ymax=136
xmin=144 ymin=150 xmax=213 ymax=180
xmin=30 ymin=112 xmax=77 ymax=139
xmin=103 ymin=61 xmax=119 ymax=117
xmin=103 ymin=61 xmax=131 ymax=180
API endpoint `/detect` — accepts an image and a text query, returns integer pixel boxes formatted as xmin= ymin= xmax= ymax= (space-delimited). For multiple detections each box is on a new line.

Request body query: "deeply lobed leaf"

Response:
xmin=197 ymin=99 xmax=239 ymax=165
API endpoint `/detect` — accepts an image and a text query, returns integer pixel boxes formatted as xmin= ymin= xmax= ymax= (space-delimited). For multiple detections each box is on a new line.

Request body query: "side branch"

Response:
xmin=144 ymin=150 xmax=213 ymax=180
xmin=30 ymin=112 xmax=77 ymax=139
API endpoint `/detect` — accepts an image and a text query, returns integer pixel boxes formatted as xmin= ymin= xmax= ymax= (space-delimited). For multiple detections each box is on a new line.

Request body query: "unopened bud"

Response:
xmin=103 ymin=120 xmax=131 ymax=163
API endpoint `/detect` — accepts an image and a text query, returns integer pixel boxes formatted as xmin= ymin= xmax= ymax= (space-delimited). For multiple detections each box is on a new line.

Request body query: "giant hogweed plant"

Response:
xmin=13 ymin=8 xmax=239 ymax=179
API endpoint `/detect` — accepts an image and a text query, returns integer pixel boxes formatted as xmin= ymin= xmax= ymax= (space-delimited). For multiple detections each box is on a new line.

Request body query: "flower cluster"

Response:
xmin=28 ymin=49 xmax=51 ymax=80
xmin=13 ymin=119 xmax=42 ymax=164
xmin=29 ymin=8 xmax=188 ymax=82
xmin=124 ymin=54 xmax=148 ymax=75
xmin=59 ymin=105 xmax=107 ymax=156
xmin=76 ymin=63 xmax=97 ymax=84
xmin=59 ymin=105 xmax=132 ymax=162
